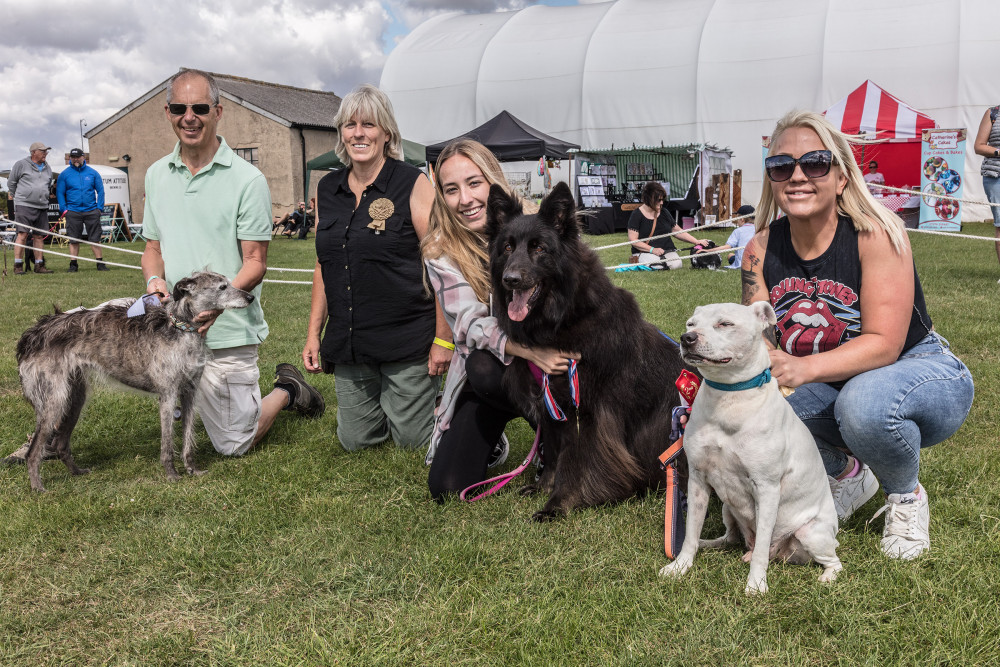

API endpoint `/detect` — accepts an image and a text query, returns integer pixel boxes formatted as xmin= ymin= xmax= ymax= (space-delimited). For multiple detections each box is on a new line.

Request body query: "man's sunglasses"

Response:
xmin=167 ymin=103 xmax=215 ymax=116
xmin=764 ymin=150 xmax=834 ymax=182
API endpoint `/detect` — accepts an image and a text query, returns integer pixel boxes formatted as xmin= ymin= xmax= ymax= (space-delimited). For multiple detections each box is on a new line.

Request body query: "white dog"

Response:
xmin=658 ymin=302 xmax=842 ymax=595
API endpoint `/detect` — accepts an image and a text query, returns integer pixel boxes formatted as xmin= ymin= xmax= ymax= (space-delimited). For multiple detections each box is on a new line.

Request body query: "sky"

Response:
xmin=0 ymin=0 xmax=595 ymax=179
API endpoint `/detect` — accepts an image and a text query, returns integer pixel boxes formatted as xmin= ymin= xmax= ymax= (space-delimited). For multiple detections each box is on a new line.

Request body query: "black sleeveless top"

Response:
xmin=627 ymin=208 xmax=677 ymax=253
xmin=762 ymin=215 xmax=931 ymax=358
xmin=315 ymin=157 xmax=435 ymax=365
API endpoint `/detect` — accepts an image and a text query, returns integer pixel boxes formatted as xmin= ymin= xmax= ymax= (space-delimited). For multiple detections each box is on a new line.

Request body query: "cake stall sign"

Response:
xmin=918 ymin=129 xmax=965 ymax=232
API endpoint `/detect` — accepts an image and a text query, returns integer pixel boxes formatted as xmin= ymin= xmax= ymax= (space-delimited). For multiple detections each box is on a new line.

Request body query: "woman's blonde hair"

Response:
xmin=756 ymin=110 xmax=907 ymax=253
xmin=332 ymin=84 xmax=403 ymax=168
xmin=421 ymin=139 xmax=534 ymax=304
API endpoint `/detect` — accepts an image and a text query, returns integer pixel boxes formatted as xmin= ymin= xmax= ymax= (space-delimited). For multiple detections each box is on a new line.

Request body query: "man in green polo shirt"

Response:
xmin=141 ymin=68 xmax=324 ymax=456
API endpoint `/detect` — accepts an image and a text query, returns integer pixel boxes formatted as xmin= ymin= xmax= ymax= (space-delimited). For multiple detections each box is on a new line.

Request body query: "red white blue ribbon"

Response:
xmin=542 ymin=359 xmax=579 ymax=421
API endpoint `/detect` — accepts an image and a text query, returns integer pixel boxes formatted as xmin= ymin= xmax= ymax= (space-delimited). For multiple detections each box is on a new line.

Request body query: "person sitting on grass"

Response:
xmin=714 ymin=204 xmax=756 ymax=269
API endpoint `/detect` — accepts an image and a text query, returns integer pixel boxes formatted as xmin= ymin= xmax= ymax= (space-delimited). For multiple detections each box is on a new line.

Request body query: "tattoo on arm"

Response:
xmin=741 ymin=270 xmax=759 ymax=303
xmin=740 ymin=238 xmax=764 ymax=305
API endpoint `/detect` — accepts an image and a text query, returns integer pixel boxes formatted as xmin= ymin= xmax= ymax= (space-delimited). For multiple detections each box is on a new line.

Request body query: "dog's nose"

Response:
xmin=247 ymin=294 xmax=255 ymax=303
xmin=680 ymin=332 xmax=698 ymax=346
xmin=502 ymin=272 xmax=522 ymax=290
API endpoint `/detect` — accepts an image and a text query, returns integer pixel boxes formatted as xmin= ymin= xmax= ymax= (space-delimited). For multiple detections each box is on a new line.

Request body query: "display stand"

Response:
xmin=102 ymin=203 xmax=133 ymax=242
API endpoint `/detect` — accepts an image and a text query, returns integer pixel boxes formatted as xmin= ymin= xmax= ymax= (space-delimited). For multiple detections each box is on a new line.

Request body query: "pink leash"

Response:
xmin=459 ymin=426 xmax=541 ymax=502
xmin=458 ymin=359 xmax=568 ymax=503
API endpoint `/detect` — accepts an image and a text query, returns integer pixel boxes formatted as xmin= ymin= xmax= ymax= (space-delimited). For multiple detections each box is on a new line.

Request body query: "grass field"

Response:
xmin=1 ymin=224 xmax=999 ymax=665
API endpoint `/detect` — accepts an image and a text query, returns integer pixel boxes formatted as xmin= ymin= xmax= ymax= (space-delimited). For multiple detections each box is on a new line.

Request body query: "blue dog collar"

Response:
xmin=703 ymin=368 xmax=772 ymax=392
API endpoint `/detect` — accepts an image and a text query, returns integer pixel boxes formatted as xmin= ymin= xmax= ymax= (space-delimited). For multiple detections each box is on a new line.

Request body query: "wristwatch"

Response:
xmin=994 ymin=149 xmax=999 ymax=157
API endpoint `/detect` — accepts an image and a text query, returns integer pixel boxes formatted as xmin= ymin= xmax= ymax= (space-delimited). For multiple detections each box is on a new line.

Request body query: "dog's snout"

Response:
xmin=246 ymin=294 xmax=255 ymax=303
xmin=503 ymin=271 xmax=523 ymax=290
xmin=680 ymin=331 xmax=699 ymax=346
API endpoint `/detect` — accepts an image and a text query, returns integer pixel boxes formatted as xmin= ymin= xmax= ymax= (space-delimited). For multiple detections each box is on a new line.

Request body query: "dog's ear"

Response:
xmin=750 ymin=301 xmax=777 ymax=330
xmin=172 ymin=276 xmax=194 ymax=302
xmin=485 ymin=183 xmax=522 ymax=242
xmin=537 ymin=181 xmax=578 ymax=238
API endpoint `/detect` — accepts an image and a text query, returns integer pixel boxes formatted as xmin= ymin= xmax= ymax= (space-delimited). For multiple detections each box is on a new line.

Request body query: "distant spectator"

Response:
xmin=864 ymin=160 xmax=885 ymax=195
xmin=715 ymin=204 xmax=756 ymax=269
xmin=627 ymin=181 xmax=710 ymax=270
xmin=57 ymin=148 xmax=108 ymax=272
xmin=8 ymin=142 xmax=54 ymax=274
xmin=974 ymin=104 xmax=1000 ymax=277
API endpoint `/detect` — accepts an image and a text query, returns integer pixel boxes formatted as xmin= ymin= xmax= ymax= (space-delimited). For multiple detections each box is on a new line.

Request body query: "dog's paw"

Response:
xmin=658 ymin=558 xmax=693 ymax=578
xmin=518 ymin=483 xmax=541 ymax=497
xmin=818 ymin=562 xmax=842 ymax=583
xmin=187 ymin=467 xmax=207 ymax=477
xmin=72 ymin=467 xmax=91 ymax=476
xmin=745 ymin=578 xmax=768 ymax=596
xmin=530 ymin=507 xmax=565 ymax=522
xmin=165 ymin=471 xmax=182 ymax=482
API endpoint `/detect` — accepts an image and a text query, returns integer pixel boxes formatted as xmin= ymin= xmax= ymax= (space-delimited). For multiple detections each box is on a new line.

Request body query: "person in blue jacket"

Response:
xmin=57 ymin=148 xmax=108 ymax=271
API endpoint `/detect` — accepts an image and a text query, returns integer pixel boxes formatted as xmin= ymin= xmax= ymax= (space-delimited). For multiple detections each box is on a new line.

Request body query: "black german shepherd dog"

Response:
xmin=486 ymin=182 xmax=688 ymax=521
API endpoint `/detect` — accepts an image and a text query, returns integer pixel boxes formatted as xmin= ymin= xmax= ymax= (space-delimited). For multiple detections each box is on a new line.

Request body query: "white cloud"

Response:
xmin=0 ymin=0 xmax=567 ymax=176
xmin=0 ymin=0 xmax=391 ymax=172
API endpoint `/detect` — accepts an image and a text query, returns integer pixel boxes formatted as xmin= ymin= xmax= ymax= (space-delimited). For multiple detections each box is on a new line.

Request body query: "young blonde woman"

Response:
xmin=421 ymin=139 xmax=576 ymax=500
xmin=741 ymin=110 xmax=974 ymax=560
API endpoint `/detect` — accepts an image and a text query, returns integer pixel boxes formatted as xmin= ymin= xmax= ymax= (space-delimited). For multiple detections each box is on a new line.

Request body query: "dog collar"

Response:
xmin=169 ymin=313 xmax=199 ymax=333
xmin=703 ymin=368 xmax=771 ymax=392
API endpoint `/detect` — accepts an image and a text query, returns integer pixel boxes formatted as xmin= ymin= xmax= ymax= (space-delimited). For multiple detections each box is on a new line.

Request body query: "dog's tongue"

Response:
xmin=508 ymin=288 xmax=533 ymax=322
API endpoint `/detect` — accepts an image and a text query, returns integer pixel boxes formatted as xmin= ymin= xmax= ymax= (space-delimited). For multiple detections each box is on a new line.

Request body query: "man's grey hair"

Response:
xmin=166 ymin=69 xmax=220 ymax=106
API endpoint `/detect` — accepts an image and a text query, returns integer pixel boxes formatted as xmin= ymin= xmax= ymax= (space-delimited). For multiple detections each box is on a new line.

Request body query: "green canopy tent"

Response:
xmin=304 ymin=139 xmax=428 ymax=203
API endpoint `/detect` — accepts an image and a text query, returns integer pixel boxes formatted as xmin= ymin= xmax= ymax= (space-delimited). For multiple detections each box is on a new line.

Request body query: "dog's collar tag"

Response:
xmin=126 ymin=293 xmax=162 ymax=318
xmin=703 ymin=368 xmax=772 ymax=392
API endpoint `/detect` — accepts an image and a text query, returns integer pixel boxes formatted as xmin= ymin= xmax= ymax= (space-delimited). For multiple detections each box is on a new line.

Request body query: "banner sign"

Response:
xmin=919 ymin=128 xmax=965 ymax=231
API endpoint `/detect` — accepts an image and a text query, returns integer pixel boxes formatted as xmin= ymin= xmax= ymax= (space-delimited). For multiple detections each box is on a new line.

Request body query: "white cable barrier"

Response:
xmin=598 ymin=185 xmax=1000 ymax=272
xmin=0 ymin=226 xmax=314 ymax=284
xmin=4 ymin=185 xmax=995 ymax=280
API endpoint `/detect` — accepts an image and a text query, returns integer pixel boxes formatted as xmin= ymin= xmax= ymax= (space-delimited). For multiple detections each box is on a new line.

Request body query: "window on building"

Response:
xmin=235 ymin=147 xmax=259 ymax=166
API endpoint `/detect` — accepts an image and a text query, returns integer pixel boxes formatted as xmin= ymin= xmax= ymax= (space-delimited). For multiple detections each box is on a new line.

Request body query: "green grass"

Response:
xmin=1 ymin=225 xmax=999 ymax=665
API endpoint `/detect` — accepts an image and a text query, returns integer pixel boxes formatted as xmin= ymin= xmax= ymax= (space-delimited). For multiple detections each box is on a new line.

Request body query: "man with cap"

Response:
xmin=57 ymin=148 xmax=109 ymax=272
xmin=7 ymin=142 xmax=55 ymax=274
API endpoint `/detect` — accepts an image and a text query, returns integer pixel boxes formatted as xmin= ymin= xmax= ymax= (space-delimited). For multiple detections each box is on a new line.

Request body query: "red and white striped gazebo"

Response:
xmin=823 ymin=80 xmax=937 ymax=213
xmin=824 ymin=80 xmax=936 ymax=139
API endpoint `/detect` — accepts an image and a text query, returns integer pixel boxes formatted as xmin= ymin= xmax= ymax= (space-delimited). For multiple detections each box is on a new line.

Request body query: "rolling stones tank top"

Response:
xmin=762 ymin=215 xmax=931 ymax=359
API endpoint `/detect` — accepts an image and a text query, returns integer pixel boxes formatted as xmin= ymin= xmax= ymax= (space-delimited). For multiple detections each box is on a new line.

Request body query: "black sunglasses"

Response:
xmin=764 ymin=150 xmax=834 ymax=182
xmin=167 ymin=103 xmax=214 ymax=116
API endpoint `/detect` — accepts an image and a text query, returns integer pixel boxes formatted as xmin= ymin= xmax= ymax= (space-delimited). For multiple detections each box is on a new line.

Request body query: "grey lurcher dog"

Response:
xmin=16 ymin=271 xmax=254 ymax=492
xmin=658 ymin=301 xmax=841 ymax=595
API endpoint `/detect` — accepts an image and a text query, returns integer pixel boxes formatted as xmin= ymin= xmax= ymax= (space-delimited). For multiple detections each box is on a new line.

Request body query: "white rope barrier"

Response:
xmin=3 ymin=240 xmax=142 ymax=270
xmin=1 ymin=238 xmax=313 ymax=285
xmin=869 ymin=182 xmax=1000 ymax=209
xmin=591 ymin=212 xmax=755 ymax=252
xmin=0 ymin=228 xmax=315 ymax=285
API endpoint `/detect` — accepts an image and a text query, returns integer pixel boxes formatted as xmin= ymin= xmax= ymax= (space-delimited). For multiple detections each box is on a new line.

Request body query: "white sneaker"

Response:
xmin=870 ymin=485 xmax=930 ymax=560
xmin=487 ymin=432 xmax=509 ymax=469
xmin=828 ymin=463 xmax=880 ymax=521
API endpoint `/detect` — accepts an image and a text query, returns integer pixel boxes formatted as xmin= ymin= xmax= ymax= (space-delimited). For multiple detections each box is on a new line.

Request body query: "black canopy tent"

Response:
xmin=424 ymin=110 xmax=579 ymax=163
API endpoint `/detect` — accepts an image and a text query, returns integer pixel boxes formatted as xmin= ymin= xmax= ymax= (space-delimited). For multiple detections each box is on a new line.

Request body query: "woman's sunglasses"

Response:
xmin=167 ymin=103 xmax=215 ymax=116
xmin=764 ymin=150 xmax=834 ymax=182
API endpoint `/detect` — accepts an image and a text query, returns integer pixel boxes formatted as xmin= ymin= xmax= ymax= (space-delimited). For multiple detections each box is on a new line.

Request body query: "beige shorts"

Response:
xmin=197 ymin=344 xmax=262 ymax=456
xmin=637 ymin=250 xmax=682 ymax=271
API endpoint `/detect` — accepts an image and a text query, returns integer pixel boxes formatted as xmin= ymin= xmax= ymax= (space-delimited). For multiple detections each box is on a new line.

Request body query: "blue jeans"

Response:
xmin=983 ymin=175 xmax=1000 ymax=226
xmin=786 ymin=333 xmax=974 ymax=495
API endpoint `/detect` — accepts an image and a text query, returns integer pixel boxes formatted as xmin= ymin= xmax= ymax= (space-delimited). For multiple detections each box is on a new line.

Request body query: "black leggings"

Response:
xmin=427 ymin=350 xmax=522 ymax=501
